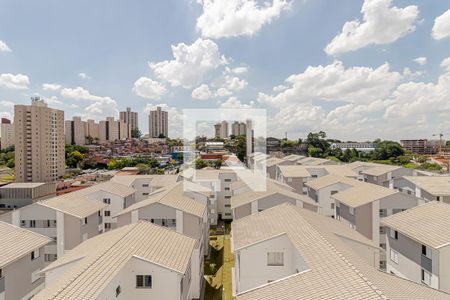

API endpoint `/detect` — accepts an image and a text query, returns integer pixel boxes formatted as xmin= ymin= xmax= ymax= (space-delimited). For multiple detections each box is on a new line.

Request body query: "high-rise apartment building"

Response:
xmin=14 ymin=97 xmax=65 ymax=183
xmin=85 ymin=119 xmax=100 ymax=143
xmin=214 ymin=121 xmax=229 ymax=139
xmin=120 ymin=107 xmax=138 ymax=137
xmin=65 ymin=116 xmax=86 ymax=145
xmin=148 ymin=106 xmax=168 ymax=138
xmin=0 ymin=117 xmax=14 ymax=149
xmin=231 ymin=121 xmax=246 ymax=136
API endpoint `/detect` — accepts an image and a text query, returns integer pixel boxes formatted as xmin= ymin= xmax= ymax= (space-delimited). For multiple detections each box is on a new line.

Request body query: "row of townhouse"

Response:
xmin=179 ymin=168 xmax=238 ymax=224
xmin=231 ymin=203 xmax=450 ymax=299
xmin=0 ymin=177 xmax=210 ymax=300
xmin=114 ymin=181 xmax=210 ymax=299
xmin=382 ymin=201 xmax=450 ymax=293
xmin=0 ymin=175 xmax=178 ymax=266
xmin=0 ymin=222 xmax=52 ymax=300
xmin=394 ymin=175 xmax=450 ymax=203
xmin=35 ymin=221 xmax=197 ymax=300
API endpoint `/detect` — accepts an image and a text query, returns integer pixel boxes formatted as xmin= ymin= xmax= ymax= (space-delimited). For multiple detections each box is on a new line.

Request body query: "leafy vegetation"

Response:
xmin=107 ymin=156 xmax=159 ymax=170
xmin=0 ymin=146 xmax=15 ymax=168
xmin=65 ymin=144 xmax=89 ymax=168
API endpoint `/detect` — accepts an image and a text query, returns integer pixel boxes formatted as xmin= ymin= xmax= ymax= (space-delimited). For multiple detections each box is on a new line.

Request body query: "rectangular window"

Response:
xmin=31 ymin=249 xmax=40 ymax=260
xmin=30 ymin=220 xmax=36 ymax=228
xmin=349 ymin=207 xmax=354 ymax=215
xmin=136 ymin=275 xmax=152 ymax=288
xmin=224 ymin=204 xmax=231 ymax=208
xmin=224 ymin=179 xmax=231 ymax=182
xmin=390 ymin=249 xmax=399 ymax=264
xmin=224 ymin=187 xmax=230 ymax=191
xmin=267 ymin=252 xmax=284 ymax=266
xmin=82 ymin=217 xmax=87 ymax=225
xmin=421 ymin=269 xmax=431 ymax=285
xmin=104 ymin=223 xmax=111 ymax=229
xmin=224 ymin=196 xmax=231 ymax=199
xmin=104 ymin=211 xmax=111 ymax=217
xmin=422 ymin=245 xmax=432 ymax=259
xmin=143 ymin=193 xmax=149 ymax=196
xmin=330 ymin=190 xmax=338 ymax=195
xmin=142 ymin=184 xmax=149 ymax=187
xmin=103 ymin=198 xmax=111 ymax=204
xmin=390 ymin=229 xmax=398 ymax=240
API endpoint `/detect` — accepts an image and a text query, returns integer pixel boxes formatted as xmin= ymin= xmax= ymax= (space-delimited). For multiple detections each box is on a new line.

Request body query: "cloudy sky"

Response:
xmin=1 ymin=0 xmax=450 ymax=141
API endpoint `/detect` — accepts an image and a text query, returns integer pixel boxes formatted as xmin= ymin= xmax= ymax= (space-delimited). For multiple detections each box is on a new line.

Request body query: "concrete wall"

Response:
xmin=97 ymin=257 xmax=183 ymax=300
xmin=233 ymin=203 xmax=251 ymax=220
xmin=3 ymin=245 xmax=47 ymax=300
xmin=234 ymin=234 xmax=307 ymax=293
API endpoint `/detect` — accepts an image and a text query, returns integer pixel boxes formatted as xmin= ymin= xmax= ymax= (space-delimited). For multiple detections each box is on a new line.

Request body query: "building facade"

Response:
xmin=0 ymin=118 xmax=14 ymax=150
xmin=65 ymin=116 xmax=86 ymax=146
xmin=14 ymin=97 xmax=65 ymax=183
xmin=149 ymin=106 xmax=168 ymax=138
xmin=120 ymin=107 xmax=138 ymax=136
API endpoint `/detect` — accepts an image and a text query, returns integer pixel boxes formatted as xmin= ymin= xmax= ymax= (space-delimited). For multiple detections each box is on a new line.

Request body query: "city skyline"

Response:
xmin=1 ymin=1 xmax=450 ymax=140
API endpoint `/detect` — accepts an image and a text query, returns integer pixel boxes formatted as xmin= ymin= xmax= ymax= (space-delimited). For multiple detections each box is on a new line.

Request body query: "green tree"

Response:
xmin=235 ymin=135 xmax=246 ymax=162
xmin=6 ymin=158 xmax=14 ymax=168
xmin=308 ymin=146 xmax=323 ymax=157
xmin=195 ymin=159 xmax=209 ymax=169
xmin=136 ymin=163 xmax=150 ymax=174
xmin=214 ymin=160 xmax=222 ymax=169
xmin=131 ymin=128 xmax=142 ymax=139
xmin=66 ymin=151 xmax=84 ymax=168
xmin=371 ymin=141 xmax=404 ymax=160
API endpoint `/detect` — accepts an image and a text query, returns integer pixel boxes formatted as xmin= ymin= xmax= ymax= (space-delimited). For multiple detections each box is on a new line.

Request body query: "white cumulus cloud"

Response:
xmin=0 ymin=73 xmax=30 ymax=89
xmin=325 ymin=0 xmax=419 ymax=56
xmin=220 ymin=96 xmax=254 ymax=108
xmin=149 ymin=38 xmax=223 ymax=88
xmin=413 ymin=57 xmax=427 ymax=66
xmin=0 ymin=40 xmax=11 ymax=52
xmin=192 ymin=84 xmax=212 ymax=100
xmin=132 ymin=77 xmax=166 ymax=100
xmin=61 ymin=87 xmax=111 ymax=102
xmin=42 ymin=83 xmax=62 ymax=91
xmin=215 ymin=87 xmax=232 ymax=97
xmin=432 ymin=9 xmax=450 ymax=40
xmin=196 ymin=0 xmax=292 ymax=39
xmin=78 ymin=73 xmax=90 ymax=80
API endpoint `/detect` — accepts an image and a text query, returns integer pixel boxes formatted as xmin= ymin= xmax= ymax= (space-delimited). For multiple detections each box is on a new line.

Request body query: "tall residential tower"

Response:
xmin=148 ymin=106 xmax=168 ymax=138
xmin=14 ymin=97 xmax=65 ymax=182
xmin=120 ymin=107 xmax=138 ymax=137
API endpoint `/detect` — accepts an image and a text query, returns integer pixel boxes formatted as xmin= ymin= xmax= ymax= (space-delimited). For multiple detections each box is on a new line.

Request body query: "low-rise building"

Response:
xmin=296 ymin=157 xmax=338 ymax=166
xmin=0 ymin=222 xmax=52 ymax=300
xmin=348 ymin=161 xmax=415 ymax=187
xmin=231 ymin=181 xmax=317 ymax=219
xmin=382 ymin=202 xmax=450 ymax=293
xmin=0 ymin=182 xmax=56 ymax=209
xmin=231 ymin=203 xmax=448 ymax=300
xmin=115 ymin=182 xmax=208 ymax=299
xmin=333 ymin=184 xmax=422 ymax=269
xmin=394 ymin=175 xmax=450 ymax=203
xmin=0 ymin=195 xmax=107 ymax=264
xmin=331 ymin=142 xmax=378 ymax=152
xmin=110 ymin=174 xmax=178 ymax=202
xmin=35 ymin=221 xmax=196 ymax=300
xmin=277 ymin=165 xmax=358 ymax=195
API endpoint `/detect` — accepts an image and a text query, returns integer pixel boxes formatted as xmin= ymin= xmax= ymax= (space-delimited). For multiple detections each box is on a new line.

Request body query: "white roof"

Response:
xmin=332 ymin=185 xmax=399 ymax=208
xmin=382 ymin=201 xmax=450 ymax=249
xmin=110 ymin=174 xmax=178 ymax=188
xmin=0 ymin=221 xmax=51 ymax=268
xmin=35 ymin=221 xmax=195 ymax=300
xmin=305 ymin=174 xmax=364 ymax=190
xmin=402 ymin=176 xmax=450 ymax=196
xmin=233 ymin=204 xmax=450 ymax=300
xmin=1 ymin=182 xmax=49 ymax=189
xmin=117 ymin=182 xmax=206 ymax=218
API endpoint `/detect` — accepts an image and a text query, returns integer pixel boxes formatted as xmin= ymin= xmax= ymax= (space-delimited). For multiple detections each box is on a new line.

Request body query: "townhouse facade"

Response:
xmin=0 ymin=222 xmax=51 ymax=300
xmin=35 ymin=221 xmax=196 ymax=300
xmin=382 ymin=202 xmax=450 ymax=293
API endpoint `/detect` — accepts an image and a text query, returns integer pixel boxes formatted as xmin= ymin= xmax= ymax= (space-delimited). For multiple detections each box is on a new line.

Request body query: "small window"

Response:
xmin=104 ymin=211 xmax=111 ymax=217
xmin=422 ymin=245 xmax=432 ymax=259
xmin=349 ymin=207 xmax=355 ymax=215
xmin=116 ymin=285 xmax=121 ymax=297
xmin=136 ymin=275 xmax=152 ymax=288
xmin=82 ymin=217 xmax=88 ymax=225
xmin=142 ymin=193 xmax=149 ymax=196
xmin=103 ymin=198 xmax=111 ymax=204
xmin=30 ymin=220 xmax=36 ymax=228
xmin=224 ymin=179 xmax=231 ymax=182
xmin=390 ymin=229 xmax=398 ymax=240
xmin=267 ymin=252 xmax=284 ymax=266
xmin=225 ymin=204 xmax=231 ymax=208
xmin=31 ymin=249 xmax=40 ymax=260
xmin=421 ymin=269 xmax=431 ymax=285
xmin=224 ymin=187 xmax=230 ymax=191
xmin=390 ymin=249 xmax=399 ymax=264
xmin=225 ymin=196 xmax=231 ymax=199
xmin=142 ymin=184 xmax=149 ymax=187
xmin=330 ymin=190 xmax=338 ymax=195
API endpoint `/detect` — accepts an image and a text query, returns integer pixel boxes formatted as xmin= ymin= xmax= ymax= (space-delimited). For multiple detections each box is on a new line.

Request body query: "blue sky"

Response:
xmin=1 ymin=0 xmax=450 ymax=140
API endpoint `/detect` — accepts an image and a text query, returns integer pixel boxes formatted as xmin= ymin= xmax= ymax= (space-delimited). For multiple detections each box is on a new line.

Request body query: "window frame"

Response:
xmin=267 ymin=251 xmax=284 ymax=266
xmin=136 ymin=275 xmax=153 ymax=289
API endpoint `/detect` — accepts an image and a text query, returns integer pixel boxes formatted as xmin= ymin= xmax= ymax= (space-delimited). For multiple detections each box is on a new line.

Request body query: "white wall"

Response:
xmin=234 ymin=234 xmax=308 ymax=293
